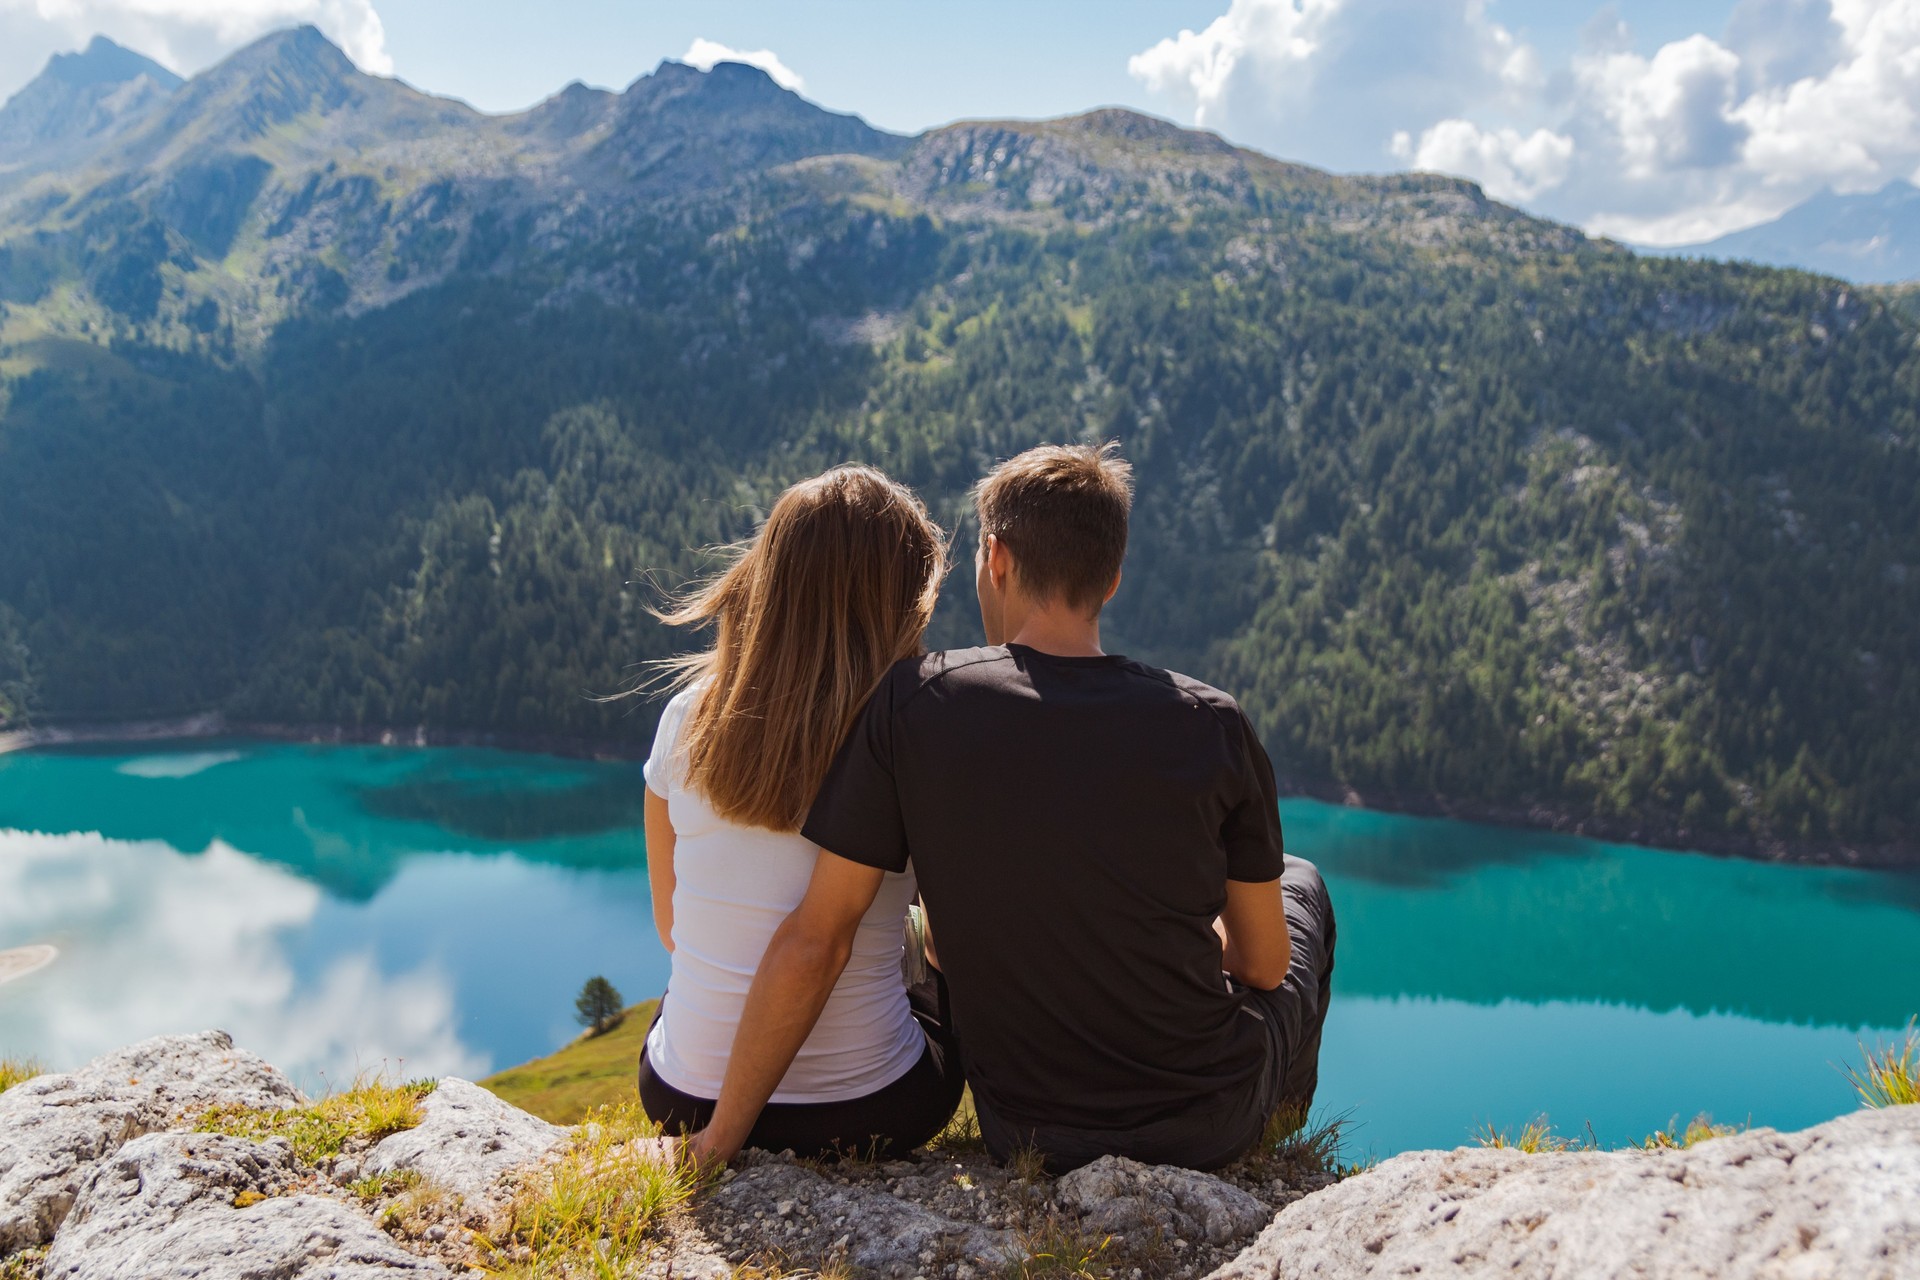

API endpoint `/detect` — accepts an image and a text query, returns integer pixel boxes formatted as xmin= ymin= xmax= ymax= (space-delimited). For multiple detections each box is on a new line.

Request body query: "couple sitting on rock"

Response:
xmin=637 ymin=443 xmax=1336 ymax=1175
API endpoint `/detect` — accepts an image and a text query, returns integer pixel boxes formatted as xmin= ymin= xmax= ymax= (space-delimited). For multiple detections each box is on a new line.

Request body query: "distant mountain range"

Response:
xmin=0 ymin=36 xmax=180 ymax=177
xmin=1643 ymin=182 xmax=1920 ymax=284
xmin=0 ymin=28 xmax=1916 ymax=863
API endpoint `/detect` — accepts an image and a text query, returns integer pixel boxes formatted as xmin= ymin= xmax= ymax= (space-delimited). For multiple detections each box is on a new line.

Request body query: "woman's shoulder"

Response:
xmin=645 ymin=679 xmax=710 ymax=792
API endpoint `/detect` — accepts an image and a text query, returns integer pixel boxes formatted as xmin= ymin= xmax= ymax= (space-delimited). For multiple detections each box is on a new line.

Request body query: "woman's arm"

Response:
xmin=645 ymin=787 xmax=676 ymax=953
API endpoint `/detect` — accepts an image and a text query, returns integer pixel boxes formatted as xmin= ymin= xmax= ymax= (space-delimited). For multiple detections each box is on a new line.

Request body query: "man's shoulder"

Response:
xmin=876 ymin=647 xmax=1012 ymax=702
xmin=1153 ymin=665 xmax=1247 ymax=718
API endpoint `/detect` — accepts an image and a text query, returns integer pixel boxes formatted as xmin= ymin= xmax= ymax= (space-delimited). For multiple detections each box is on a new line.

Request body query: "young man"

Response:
xmin=686 ymin=443 xmax=1336 ymax=1172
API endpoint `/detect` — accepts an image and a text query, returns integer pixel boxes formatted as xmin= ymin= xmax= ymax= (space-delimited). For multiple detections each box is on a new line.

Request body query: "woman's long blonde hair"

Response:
xmin=657 ymin=465 xmax=947 ymax=831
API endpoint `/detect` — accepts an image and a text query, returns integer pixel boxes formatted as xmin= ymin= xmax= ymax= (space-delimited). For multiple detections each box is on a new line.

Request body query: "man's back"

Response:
xmin=803 ymin=643 xmax=1286 ymax=1137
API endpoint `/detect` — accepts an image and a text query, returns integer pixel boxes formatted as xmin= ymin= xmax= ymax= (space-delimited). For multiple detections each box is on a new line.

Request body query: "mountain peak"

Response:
xmin=1653 ymin=179 xmax=1920 ymax=283
xmin=41 ymin=36 xmax=182 ymax=92
xmin=0 ymin=34 xmax=181 ymax=171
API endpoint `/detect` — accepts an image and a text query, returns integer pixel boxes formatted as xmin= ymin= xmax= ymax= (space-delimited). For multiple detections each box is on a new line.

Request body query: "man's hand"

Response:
xmin=693 ymin=849 xmax=886 ymax=1164
xmin=1218 ymin=877 xmax=1291 ymax=991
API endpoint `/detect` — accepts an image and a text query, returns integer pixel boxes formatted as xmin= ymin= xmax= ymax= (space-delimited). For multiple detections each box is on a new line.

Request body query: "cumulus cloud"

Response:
xmin=0 ymin=829 xmax=483 ymax=1086
xmin=681 ymin=37 xmax=803 ymax=92
xmin=0 ymin=0 xmax=390 ymax=105
xmin=1127 ymin=0 xmax=1541 ymax=176
xmin=1132 ymin=0 xmax=1920 ymax=246
xmin=1392 ymin=120 xmax=1574 ymax=203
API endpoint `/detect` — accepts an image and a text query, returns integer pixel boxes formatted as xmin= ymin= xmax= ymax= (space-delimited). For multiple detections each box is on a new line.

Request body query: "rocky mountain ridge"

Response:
xmin=0 ymin=1031 xmax=1914 ymax=1278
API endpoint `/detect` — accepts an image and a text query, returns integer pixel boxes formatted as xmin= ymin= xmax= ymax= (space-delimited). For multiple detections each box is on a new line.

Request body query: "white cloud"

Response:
xmin=1392 ymin=120 xmax=1574 ymax=202
xmin=681 ymin=37 xmax=803 ymax=93
xmin=0 ymin=0 xmax=390 ymax=105
xmin=1132 ymin=0 xmax=1920 ymax=246
xmin=1126 ymin=0 xmax=1551 ymax=176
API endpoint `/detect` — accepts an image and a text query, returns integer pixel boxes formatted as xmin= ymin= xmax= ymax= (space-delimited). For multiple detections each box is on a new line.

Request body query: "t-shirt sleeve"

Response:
xmin=642 ymin=687 xmax=697 ymax=795
xmin=1221 ymin=706 xmax=1286 ymax=883
xmin=801 ymin=672 xmax=910 ymax=874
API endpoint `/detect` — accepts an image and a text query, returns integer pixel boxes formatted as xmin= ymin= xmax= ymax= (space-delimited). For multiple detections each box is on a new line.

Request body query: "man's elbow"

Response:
xmin=1238 ymin=939 xmax=1293 ymax=991
xmin=1237 ymin=962 xmax=1289 ymax=992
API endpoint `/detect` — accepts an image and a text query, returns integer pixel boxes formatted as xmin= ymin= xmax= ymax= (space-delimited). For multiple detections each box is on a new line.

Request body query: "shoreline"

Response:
xmin=4 ymin=713 xmax=1913 ymax=871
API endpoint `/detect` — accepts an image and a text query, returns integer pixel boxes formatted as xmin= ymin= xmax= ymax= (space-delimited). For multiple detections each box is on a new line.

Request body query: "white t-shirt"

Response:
xmin=642 ymin=684 xmax=925 ymax=1103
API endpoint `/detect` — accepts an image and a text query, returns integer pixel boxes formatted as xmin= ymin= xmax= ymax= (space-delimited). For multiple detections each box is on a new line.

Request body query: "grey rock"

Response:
xmin=1055 ymin=1156 xmax=1272 ymax=1247
xmin=1206 ymin=1104 xmax=1920 ymax=1280
xmin=42 ymin=1130 xmax=447 ymax=1279
xmin=362 ymin=1078 xmax=565 ymax=1205
xmin=706 ymin=1162 xmax=1013 ymax=1276
xmin=0 ymin=1030 xmax=301 ymax=1252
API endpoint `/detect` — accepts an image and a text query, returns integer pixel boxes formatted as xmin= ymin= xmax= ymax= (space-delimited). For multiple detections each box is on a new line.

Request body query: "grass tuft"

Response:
xmin=1260 ymin=1104 xmax=1353 ymax=1180
xmin=1473 ymin=1115 xmax=1586 ymax=1153
xmin=1003 ymin=1214 xmax=1115 ymax=1280
xmin=0 ymin=1247 xmax=46 ymax=1280
xmin=1846 ymin=1021 xmax=1920 ymax=1109
xmin=1634 ymin=1114 xmax=1742 ymax=1151
xmin=0 ymin=1057 xmax=41 ymax=1094
xmin=195 ymin=1073 xmax=432 ymax=1164
xmin=480 ymin=1098 xmax=699 ymax=1278
xmin=349 ymin=1168 xmax=424 ymax=1201
xmin=928 ymin=1091 xmax=987 ymax=1157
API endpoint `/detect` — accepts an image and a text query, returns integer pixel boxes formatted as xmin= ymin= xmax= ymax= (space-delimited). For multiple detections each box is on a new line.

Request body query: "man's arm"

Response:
xmin=686 ymin=849 xmax=885 ymax=1166
xmin=1217 ymin=877 xmax=1291 ymax=991
xmin=644 ymin=789 xmax=676 ymax=954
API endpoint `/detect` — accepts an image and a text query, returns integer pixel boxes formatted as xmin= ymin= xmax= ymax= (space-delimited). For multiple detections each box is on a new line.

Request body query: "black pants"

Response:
xmin=976 ymin=854 xmax=1338 ymax=1173
xmin=637 ymin=976 xmax=965 ymax=1161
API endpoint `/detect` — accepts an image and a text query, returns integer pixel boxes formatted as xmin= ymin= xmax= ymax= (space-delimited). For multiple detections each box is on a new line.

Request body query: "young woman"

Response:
xmin=637 ymin=464 xmax=961 ymax=1159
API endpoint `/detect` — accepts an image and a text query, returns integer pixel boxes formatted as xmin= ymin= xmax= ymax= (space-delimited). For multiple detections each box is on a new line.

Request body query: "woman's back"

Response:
xmin=643 ymin=684 xmax=924 ymax=1102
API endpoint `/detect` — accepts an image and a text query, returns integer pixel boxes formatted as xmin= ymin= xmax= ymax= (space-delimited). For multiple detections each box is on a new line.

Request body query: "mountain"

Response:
xmin=1 ymin=28 xmax=1916 ymax=864
xmin=0 ymin=36 xmax=181 ymax=177
xmin=1647 ymin=182 xmax=1920 ymax=283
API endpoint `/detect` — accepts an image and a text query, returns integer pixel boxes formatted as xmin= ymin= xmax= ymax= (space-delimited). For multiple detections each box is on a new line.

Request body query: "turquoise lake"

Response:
xmin=1 ymin=738 xmax=1914 ymax=1157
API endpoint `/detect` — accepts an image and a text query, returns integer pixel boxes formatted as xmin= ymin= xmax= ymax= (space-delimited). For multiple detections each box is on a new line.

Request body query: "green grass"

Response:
xmin=479 ymin=1098 xmax=699 ymax=1278
xmin=480 ymin=1000 xmax=658 ymax=1125
xmin=196 ymin=1075 xmax=435 ymax=1164
xmin=0 ymin=1057 xmax=41 ymax=1094
xmin=1847 ymin=1020 xmax=1920 ymax=1108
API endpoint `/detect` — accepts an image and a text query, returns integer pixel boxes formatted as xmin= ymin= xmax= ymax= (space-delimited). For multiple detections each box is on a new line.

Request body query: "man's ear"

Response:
xmin=986 ymin=534 xmax=1015 ymax=588
xmin=1102 ymin=568 xmax=1122 ymax=605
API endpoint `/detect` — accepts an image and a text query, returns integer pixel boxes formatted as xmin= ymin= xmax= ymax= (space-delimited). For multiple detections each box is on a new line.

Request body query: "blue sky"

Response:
xmin=3 ymin=1 xmax=1915 ymax=245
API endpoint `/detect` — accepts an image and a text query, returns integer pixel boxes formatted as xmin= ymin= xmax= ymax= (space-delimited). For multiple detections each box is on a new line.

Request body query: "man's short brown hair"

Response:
xmin=974 ymin=442 xmax=1134 ymax=614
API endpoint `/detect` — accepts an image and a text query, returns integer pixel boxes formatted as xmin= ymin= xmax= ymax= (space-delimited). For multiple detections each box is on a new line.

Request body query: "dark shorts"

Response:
xmin=975 ymin=854 xmax=1337 ymax=1172
xmin=637 ymin=976 xmax=965 ymax=1161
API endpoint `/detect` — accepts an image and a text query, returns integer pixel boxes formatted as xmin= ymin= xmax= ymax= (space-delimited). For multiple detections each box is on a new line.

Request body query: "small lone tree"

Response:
xmin=574 ymin=975 xmax=625 ymax=1036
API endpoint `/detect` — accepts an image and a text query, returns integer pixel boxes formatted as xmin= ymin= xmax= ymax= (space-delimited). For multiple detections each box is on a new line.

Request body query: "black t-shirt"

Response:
xmin=802 ymin=643 xmax=1286 ymax=1134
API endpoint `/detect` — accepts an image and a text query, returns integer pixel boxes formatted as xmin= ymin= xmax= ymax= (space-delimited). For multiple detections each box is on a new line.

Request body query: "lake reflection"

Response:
xmin=0 ymin=740 xmax=1914 ymax=1153
xmin=0 ymin=741 xmax=665 ymax=1088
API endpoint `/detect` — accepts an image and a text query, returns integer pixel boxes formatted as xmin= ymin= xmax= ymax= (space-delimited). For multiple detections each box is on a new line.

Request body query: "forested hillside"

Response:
xmin=2 ymin=29 xmax=1916 ymax=862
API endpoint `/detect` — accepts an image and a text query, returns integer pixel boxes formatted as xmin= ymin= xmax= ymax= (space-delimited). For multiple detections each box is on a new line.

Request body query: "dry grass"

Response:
xmin=1634 ymin=1114 xmax=1742 ymax=1151
xmin=1256 ymin=1104 xmax=1353 ymax=1181
xmin=1002 ymin=1213 xmax=1116 ymax=1280
xmin=480 ymin=1098 xmax=699 ymax=1278
xmin=195 ymin=1074 xmax=434 ymax=1165
xmin=1847 ymin=1021 xmax=1920 ymax=1109
xmin=928 ymin=1088 xmax=988 ymax=1157
xmin=1473 ymin=1116 xmax=1587 ymax=1154
xmin=0 ymin=1057 xmax=40 ymax=1095
xmin=0 ymin=1248 xmax=46 ymax=1280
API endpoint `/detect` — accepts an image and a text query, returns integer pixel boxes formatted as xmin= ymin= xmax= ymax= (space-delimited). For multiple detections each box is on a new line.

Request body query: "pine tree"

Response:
xmin=574 ymin=975 xmax=625 ymax=1035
